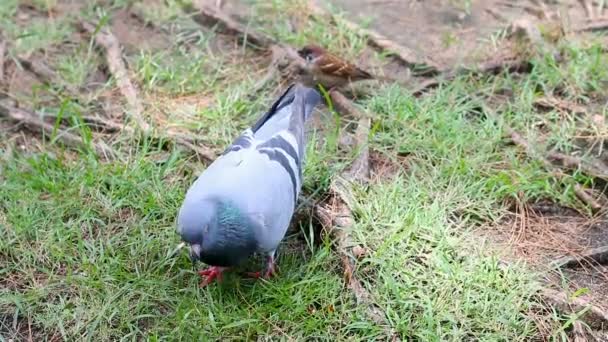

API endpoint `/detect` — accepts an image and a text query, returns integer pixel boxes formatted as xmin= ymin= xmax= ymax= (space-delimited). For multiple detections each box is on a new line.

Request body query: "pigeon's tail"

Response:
xmin=289 ymin=84 xmax=321 ymax=158
xmin=290 ymin=84 xmax=321 ymax=128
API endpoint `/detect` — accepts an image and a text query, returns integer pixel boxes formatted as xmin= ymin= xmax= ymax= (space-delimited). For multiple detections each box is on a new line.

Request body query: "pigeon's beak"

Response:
xmin=189 ymin=243 xmax=201 ymax=263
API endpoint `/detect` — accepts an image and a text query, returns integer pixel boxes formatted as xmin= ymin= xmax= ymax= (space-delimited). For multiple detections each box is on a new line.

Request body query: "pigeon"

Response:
xmin=177 ymin=83 xmax=322 ymax=286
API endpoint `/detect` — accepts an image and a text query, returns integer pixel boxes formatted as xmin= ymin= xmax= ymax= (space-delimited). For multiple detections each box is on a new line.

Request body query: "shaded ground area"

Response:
xmin=1 ymin=0 xmax=608 ymax=340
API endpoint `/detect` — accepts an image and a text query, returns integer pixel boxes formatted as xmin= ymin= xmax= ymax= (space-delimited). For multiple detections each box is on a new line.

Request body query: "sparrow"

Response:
xmin=297 ymin=44 xmax=375 ymax=90
xmin=177 ymin=84 xmax=322 ymax=286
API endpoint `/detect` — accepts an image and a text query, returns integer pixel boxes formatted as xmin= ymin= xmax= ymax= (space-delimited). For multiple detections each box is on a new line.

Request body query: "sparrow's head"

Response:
xmin=298 ymin=44 xmax=326 ymax=63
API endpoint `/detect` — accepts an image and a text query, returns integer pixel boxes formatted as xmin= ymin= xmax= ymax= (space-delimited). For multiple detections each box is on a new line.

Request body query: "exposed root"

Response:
xmin=14 ymin=57 xmax=78 ymax=95
xmin=552 ymin=245 xmax=608 ymax=269
xmin=0 ymin=103 xmax=115 ymax=158
xmin=578 ymin=0 xmax=596 ymax=20
xmin=485 ymin=8 xmax=509 ymax=23
xmin=187 ymin=1 xmax=275 ymax=49
xmin=572 ymin=184 xmax=604 ymax=212
xmin=329 ymin=90 xmax=370 ymax=181
xmin=410 ymin=54 xmax=534 ymax=96
xmin=78 ymin=21 xmax=150 ymax=132
xmin=307 ymin=0 xmax=440 ymax=76
xmin=540 ymin=288 xmax=608 ymax=330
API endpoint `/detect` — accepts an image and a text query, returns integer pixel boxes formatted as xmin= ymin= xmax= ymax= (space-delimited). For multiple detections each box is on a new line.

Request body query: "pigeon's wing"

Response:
xmin=244 ymin=85 xmax=321 ymax=252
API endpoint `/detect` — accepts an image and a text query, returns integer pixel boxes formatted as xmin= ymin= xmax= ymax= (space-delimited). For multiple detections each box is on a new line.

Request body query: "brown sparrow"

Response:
xmin=297 ymin=44 xmax=374 ymax=89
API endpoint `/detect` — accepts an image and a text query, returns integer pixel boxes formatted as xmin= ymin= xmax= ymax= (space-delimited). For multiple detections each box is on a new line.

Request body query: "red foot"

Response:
xmin=245 ymin=256 xmax=277 ymax=279
xmin=198 ymin=266 xmax=225 ymax=286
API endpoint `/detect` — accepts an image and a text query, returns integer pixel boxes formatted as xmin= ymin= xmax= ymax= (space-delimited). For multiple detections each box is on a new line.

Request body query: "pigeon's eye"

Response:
xmin=305 ymin=54 xmax=313 ymax=62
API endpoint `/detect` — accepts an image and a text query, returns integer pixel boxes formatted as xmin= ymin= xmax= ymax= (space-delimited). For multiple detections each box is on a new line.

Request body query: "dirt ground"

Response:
xmin=331 ymin=0 xmax=597 ymax=69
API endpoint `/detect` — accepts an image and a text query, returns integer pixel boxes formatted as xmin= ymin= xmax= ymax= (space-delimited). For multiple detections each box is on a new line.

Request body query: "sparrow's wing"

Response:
xmin=318 ymin=53 xmax=373 ymax=80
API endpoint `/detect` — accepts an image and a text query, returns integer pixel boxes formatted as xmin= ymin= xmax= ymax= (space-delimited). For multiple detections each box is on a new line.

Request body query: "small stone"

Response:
xmin=592 ymin=114 xmax=604 ymax=126
xmin=352 ymin=245 xmax=367 ymax=259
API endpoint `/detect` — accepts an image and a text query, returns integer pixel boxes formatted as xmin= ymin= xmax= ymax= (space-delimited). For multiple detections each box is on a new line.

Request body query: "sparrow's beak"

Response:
xmin=189 ymin=243 xmax=201 ymax=263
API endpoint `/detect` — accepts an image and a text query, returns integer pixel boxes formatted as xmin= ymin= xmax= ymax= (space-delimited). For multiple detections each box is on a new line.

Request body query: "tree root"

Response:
xmin=0 ymin=103 xmax=115 ymax=158
xmin=551 ymin=245 xmax=608 ymax=269
xmin=307 ymin=0 xmax=440 ymax=76
xmin=187 ymin=1 xmax=274 ymax=49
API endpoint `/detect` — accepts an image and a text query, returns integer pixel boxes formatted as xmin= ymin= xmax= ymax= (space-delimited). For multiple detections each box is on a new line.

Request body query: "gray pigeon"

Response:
xmin=177 ymin=83 xmax=322 ymax=286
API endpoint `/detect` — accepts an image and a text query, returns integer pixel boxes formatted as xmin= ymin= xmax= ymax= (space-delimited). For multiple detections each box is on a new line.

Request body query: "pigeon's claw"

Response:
xmin=263 ymin=255 xmax=277 ymax=278
xmin=198 ymin=266 xmax=225 ymax=286
xmin=245 ymin=255 xmax=277 ymax=279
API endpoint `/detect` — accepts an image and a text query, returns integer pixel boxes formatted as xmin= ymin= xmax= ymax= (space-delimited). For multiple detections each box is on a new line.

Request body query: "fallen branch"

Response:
xmin=78 ymin=21 xmax=150 ymax=132
xmin=533 ymin=97 xmax=586 ymax=115
xmin=540 ymin=288 xmax=608 ymax=330
xmin=307 ymin=0 xmax=440 ymax=76
xmin=0 ymin=103 xmax=115 ymax=158
xmin=551 ymin=245 xmax=608 ymax=268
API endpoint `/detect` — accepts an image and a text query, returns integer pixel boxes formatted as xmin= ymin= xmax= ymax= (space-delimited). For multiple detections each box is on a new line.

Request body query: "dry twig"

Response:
xmin=79 ymin=21 xmax=150 ymax=132
xmin=0 ymin=103 xmax=115 ymax=157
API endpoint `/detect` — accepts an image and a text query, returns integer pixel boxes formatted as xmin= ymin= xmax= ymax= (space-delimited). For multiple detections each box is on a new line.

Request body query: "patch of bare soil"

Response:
xmin=110 ymin=9 xmax=171 ymax=53
xmin=329 ymin=0 xmax=595 ymax=69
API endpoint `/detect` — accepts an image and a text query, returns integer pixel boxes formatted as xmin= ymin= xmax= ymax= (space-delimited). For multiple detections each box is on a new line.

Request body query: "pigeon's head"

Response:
xmin=177 ymin=197 xmax=258 ymax=267
xmin=177 ymin=197 xmax=220 ymax=262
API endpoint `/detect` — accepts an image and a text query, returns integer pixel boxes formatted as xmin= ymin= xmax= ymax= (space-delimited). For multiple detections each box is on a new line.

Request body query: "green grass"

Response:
xmin=2 ymin=0 xmax=608 ymax=340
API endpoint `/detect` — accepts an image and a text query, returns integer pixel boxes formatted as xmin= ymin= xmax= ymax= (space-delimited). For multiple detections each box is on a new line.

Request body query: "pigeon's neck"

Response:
xmin=217 ymin=202 xmax=250 ymax=231
xmin=209 ymin=201 xmax=256 ymax=245
xmin=200 ymin=200 xmax=258 ymax=266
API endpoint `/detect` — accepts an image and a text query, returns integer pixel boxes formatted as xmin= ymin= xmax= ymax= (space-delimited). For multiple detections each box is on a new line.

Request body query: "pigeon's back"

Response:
xmin=182 ymin=84 xmax=321 ymax=256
